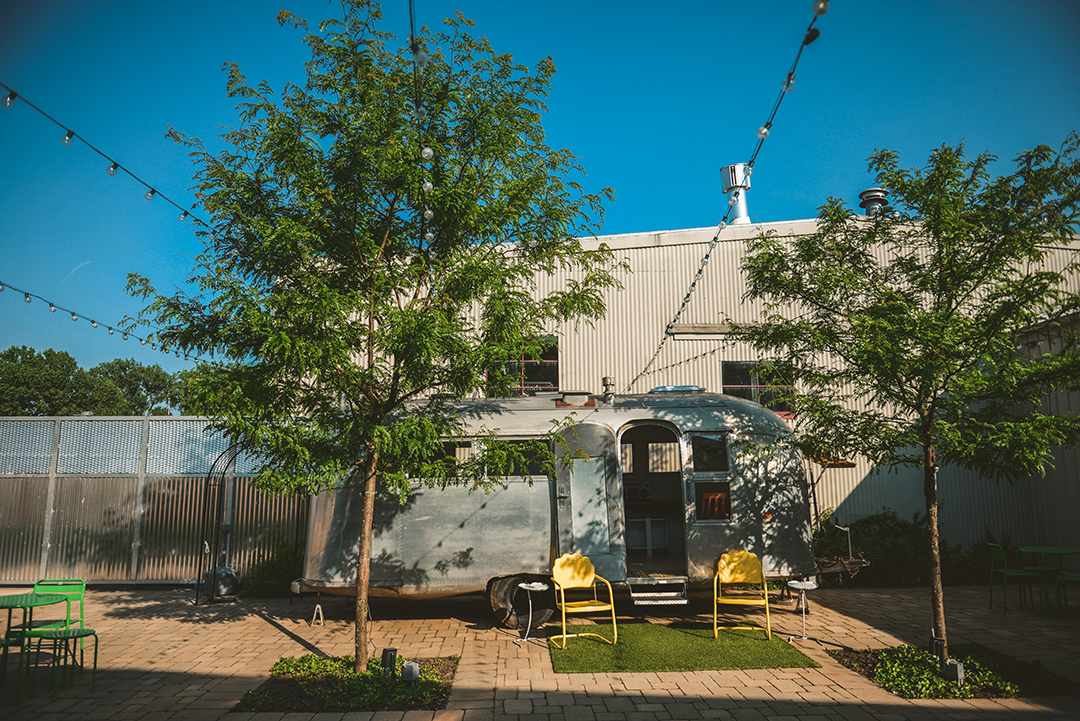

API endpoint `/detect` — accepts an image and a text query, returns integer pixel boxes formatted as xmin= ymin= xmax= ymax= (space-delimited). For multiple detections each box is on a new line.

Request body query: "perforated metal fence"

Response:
xmin=0 ymin=416 xmax=306 ymax=584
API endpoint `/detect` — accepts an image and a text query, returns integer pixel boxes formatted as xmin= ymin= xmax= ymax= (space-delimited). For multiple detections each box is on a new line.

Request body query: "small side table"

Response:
xmin=515 ymin=581 xmax=549 ymax=645
xmin=787 ymin=580 xmax=822 ymax=645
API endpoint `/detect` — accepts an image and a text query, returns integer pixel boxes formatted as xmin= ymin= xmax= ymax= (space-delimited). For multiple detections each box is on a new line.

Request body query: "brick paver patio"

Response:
xmin=1 ymin=584 xmax=1078 ymax=720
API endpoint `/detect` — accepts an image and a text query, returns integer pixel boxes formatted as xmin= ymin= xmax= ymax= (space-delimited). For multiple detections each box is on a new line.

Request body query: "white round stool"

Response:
xmin=515 ymin=581 xmax=549 ymax=645
xmin=787 ymin=580 xmax=822 ymax=645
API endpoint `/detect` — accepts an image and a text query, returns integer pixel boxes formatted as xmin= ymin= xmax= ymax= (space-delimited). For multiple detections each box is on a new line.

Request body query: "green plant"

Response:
xmin=813 ymin=508 xmax=985 ymax=588
xmin=829 ymin=643 xmax=1077 ymax=699
xmin=243 ymin=540 xmax=303 ymax=597
xmin=234 ymin=653 xmax=457 ymax=712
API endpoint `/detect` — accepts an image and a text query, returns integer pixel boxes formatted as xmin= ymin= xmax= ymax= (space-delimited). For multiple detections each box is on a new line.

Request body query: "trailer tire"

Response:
xmin=487 ymin=575 xmax=554 ymax=630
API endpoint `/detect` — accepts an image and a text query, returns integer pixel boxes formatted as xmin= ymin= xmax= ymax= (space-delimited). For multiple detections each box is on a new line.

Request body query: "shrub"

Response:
xmin=244 ymin=540 xmax=303 ymax=597
xmin=813 ymin=508 xmax=992 ymax=588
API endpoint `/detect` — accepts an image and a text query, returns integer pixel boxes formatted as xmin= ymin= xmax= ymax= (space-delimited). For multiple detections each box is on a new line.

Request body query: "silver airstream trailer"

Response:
xmin=294 ymin=385 xmax=816 ymax=628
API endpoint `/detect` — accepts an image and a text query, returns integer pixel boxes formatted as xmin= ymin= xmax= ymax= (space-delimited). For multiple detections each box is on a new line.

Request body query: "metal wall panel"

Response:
xmin=148 ymin=420 xmax=229 ymax=475
xmin=0 ymin=476 xmax=48 ymax=581
xmin=231 ymin=477 xmax=307 ymax=579
xmin=0 ymin=420 xmax=54 ymax=474
xmin=136 ymin=476 xmax=206 ymax=582
xmin=46 ymin=476 xmax=137 ymax=580
xmin=58 ymin=420 xmax=142 ymax=474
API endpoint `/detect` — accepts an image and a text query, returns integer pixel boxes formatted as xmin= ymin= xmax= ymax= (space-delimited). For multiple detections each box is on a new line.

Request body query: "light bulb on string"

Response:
xmin=71 ymin=313 xmax=77 ymax=322
xmin=62 ymin=130 xmax=74 ymax=146
xmin=757 ymin=126 xmax=770 ymax=140
xmin=2 ymin=91 xmax=15 ymax=109
xmin=107 ymin=163 xmax=119 ymax=176
xmin=423 ymin=208 xmax=434 ymax=221
xmin=122 ymin=333 xmax=128 ymax=341
xmin=728 ymin=194 xmax=738 ymax=207
xmin=413 ymin=48 xmax=429 ymax=69
xmin=49 ymin=303 xmax=56 ymax=313
xmin=421 ymin=147 xmax=434 ymax=160
xmin=91 ymin=321 xmax=98 ymax=328
xmin=812 ymin=0 xmax=829 ymax=15
xmin=783 ymin=74 xmax=796 ymax=92
xmin=413 ymin=103 xmax=427 ymax=121
xmin=0 ymin=283 xmax=4 ymax=291
xmin=178 ymin=211 xmax=189 ymax=223
xmin=423 ymin=181 xmax=433 ymax=193
xmin=744 ymin=165 xmax=754 ymax=177
xmin=145 ymin=189 xmax=156 ymax=201
xmin=24 ymin=294 xmax=31 ymax=304
xmin=424 ymin=231 xmax=434 ymax=242
xmin=140 ymin=339 xmax=147 ymax=345
xmin=108 ymin=327 xmax=114 ymax=335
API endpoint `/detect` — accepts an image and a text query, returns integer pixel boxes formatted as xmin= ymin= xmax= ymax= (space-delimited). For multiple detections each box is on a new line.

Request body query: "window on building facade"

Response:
xmin=690 ymin=433 xmax=731 ymax=521
xmin=721 ymin=360 xmax=794 ymax=416
xmin=487 ymin=338 xmax=559 ymax=397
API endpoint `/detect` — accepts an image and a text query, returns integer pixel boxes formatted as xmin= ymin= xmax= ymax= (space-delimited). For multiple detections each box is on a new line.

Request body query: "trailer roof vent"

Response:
xmin=649 ymin=385 xmax=707 ymax=393
xmin=558 ymin=390 xmax=593 ymax=406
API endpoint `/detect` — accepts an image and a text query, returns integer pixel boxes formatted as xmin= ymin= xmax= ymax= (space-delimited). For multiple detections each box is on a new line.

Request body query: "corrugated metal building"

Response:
xmin=536 ymin=215 xmax=1079 ymax=559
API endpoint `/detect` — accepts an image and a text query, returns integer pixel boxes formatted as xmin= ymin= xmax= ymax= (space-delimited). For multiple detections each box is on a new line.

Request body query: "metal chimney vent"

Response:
xmin=858 ymin=187 xmax=889 ymax=216
xmin=720 ymin=163 xmax=751 ymax=225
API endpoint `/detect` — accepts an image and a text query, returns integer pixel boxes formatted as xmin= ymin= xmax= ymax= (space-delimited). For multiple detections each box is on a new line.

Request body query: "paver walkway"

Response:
xmin=1 ymin=584 xmax=1078 ymax=720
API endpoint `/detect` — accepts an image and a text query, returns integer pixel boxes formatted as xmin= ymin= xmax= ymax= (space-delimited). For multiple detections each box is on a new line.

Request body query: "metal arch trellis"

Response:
xmin=193 ymin=441 xmax=245 ymax=605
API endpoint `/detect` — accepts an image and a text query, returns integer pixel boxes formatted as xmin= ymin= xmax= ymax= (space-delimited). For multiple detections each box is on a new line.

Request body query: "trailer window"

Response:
xmin=498 ymin=439 xmax=552 ymax=478
xmin=690 ymin=434 xmax=731 ymax=521
xmin=486 ymin=338 xmax=559 ymax=397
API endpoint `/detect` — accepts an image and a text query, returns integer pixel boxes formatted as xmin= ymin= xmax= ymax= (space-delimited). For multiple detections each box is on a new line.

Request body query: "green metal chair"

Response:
xmin=1055 ymin=570 xmax=1080 ymax=610
xmin=5 ymin=579 xmax=86 ymax=641
xmin=32 ymin=628 xmax=98 ymax=700
xmin=989 ymin=543 xmax=1037 ymax=615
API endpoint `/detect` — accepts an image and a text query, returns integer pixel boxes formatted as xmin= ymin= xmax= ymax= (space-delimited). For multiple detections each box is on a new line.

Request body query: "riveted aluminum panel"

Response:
xmin=232 ymin=477 xmax=307 ymax=580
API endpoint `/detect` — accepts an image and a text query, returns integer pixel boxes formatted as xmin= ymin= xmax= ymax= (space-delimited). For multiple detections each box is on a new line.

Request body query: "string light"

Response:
xmin=627 ymin=1 xmax=828 ymax=392
xmin=1 ymin=280 xmax=219 ymax=366
xmin=0 ymin=80 xmax=210 ymax=233
xmin=421 ymin=147 xmax=434 ymax=160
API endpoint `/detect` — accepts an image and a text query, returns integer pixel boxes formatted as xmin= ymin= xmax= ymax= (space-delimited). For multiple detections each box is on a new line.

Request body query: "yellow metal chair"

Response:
xmin=713 ymin=548 xmax=771 ymax=640
xmin=550 ymin=553 xmax=617 ymax=649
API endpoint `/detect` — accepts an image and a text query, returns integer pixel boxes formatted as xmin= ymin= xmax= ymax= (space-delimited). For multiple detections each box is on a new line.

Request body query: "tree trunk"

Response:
xmin=923 ymin=443 xmax=948 ymax=661
xmin=354 ymin=444 xmax=378 ymax=672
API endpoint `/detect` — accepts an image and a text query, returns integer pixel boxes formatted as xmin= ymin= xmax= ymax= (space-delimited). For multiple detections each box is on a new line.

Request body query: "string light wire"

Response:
xmin=0 ymin=80 xmax=209 ymax=233
xmin=626 ymin=3 xmax=827 ymax=392
xmin=0 ymin=279 xmax=222 ymax=368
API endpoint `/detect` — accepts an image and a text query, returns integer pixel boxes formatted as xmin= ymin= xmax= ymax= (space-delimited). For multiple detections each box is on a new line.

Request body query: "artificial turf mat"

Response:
xmin=547 ymin=621 xmax=820 ymax=673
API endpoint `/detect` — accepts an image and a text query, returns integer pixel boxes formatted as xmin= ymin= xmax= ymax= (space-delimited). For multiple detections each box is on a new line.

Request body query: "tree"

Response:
xmin=89 ymin=358 xmax=180 ymax=415
xmin=126 ymin=1 xmax=622 ymax=667
xmin=730 ymin=136 xmax=1080 ymax=658
xmin=0 ymin=346 xmax=129 ymax=416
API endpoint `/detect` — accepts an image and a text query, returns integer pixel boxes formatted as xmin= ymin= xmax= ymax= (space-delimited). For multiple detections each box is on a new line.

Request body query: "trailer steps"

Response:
xmin=626 ymin=575 xmax=689 ymax=605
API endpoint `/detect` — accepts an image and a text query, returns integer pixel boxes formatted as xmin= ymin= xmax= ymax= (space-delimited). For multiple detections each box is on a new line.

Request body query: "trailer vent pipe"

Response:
xmin=720 ymin=163 xmax=752 ymax=225
xmin=858 ymin=187 xmax=889 ymax=216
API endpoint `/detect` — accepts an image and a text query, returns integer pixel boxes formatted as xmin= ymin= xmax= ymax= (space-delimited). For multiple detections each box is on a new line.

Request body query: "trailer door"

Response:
xmin=554 ymin=422 xmax=625 ymax=581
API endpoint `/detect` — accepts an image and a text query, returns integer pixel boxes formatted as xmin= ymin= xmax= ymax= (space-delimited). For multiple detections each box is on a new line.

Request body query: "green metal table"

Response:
xmin=0 ymin=592 xmax=67 ymax=703
xmin=1018 ymin=546 xmax=1080 ymax=612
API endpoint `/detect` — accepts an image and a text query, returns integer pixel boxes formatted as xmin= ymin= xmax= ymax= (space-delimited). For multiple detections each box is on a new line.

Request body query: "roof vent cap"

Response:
xmin=858 ymin=187 xmax=889 ymax=216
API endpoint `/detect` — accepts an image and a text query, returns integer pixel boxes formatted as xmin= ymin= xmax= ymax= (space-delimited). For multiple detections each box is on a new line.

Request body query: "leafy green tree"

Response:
xmin=0 ymin=346 xmax=129 ymax=416
xmin=89 ymin=358 xmax=180 ymax=415
xmin=730 ymin=136 xmax=1080 ymax=657
xmin=126 ymin=1 xmax=621 ymax=665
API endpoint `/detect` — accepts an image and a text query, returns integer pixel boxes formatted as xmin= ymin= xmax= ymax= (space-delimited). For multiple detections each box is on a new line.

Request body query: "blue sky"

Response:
xmin=1 ymin=0 xmax=1078 ymax=376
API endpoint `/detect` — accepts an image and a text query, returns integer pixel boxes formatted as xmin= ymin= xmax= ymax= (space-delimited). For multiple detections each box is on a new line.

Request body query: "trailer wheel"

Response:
xmin=487 ymin=575 xmax=554 ymax=630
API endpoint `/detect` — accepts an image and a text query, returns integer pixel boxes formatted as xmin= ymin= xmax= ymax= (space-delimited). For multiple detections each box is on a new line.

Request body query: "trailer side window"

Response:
xmin=690 ymin=434 xmax=731 ymax=521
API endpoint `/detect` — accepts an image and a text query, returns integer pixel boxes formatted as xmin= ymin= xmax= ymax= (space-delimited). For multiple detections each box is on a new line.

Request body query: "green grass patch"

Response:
xmin=828 ymin=644 xmax=1080 ymax=699
xmin=547 ymin=622 xmax=819 ymax=673
xmin=232 ymin=654 xmax=457 ymax=712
